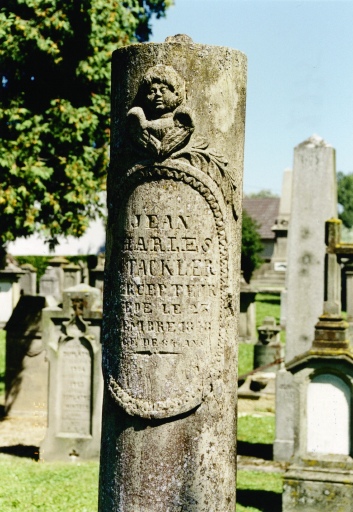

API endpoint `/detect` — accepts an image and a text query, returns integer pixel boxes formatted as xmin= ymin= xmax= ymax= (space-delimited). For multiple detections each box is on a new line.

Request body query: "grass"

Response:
xmin=238 ymin=343 xmax=254 ymax=377
xmin=237 ymin=470 xmax=282 ymax=494
xmin=256 ymin=293 xmax=285 ymax=344
xmin=237 ymin=470 xmax=282 ymax=512
xmin=237 ymin=415 xmax=275 ymax=445
xmin=0 ymin=455 xmax=99 ymax=511
xmin=255 ymin=293 xmax=281 ymax=328
xmin=238 ymin=292 xmax=284 ymax=377
xmin=0 ymin=454 xmax=281 ymax=512
xmin=0 ymin=293 xmax=282 ymax=511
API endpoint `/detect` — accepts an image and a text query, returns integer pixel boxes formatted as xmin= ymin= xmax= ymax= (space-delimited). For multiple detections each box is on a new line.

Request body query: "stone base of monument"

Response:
xmin=283 ymin=460 xmax=353 ymax=511
xmin=238 ymin=371 xmax=277 ymax=398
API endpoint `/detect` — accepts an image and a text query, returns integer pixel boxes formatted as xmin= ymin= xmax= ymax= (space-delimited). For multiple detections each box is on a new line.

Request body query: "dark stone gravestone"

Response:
xmin=5 ymin=295 xmax=48 ymax=417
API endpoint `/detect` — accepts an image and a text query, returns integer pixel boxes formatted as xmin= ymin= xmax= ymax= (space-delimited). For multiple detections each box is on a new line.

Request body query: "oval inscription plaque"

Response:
xmin=108 ymin=168 xmax=226 ymax=419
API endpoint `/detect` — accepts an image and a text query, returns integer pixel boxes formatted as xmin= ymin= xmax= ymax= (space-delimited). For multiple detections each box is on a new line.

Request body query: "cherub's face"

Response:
xmin=145 ymin=81 xmax=181 ymax=116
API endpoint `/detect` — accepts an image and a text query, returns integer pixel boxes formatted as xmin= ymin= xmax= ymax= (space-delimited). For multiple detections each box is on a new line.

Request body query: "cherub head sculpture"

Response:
xmin=138 ymin=65 xmax=186 ymax=119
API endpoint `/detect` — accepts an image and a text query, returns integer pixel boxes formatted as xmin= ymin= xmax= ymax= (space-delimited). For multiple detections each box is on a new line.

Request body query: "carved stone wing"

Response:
xmin=127 ymin=107 xmax=160 ymax=156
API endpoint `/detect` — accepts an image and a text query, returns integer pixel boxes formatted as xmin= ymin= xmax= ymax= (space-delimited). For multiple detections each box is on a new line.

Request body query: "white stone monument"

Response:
xmin=285 ymin=135 xmax=337 ymax=361
xmin=274 ymin=135 xmax=337 ymax=462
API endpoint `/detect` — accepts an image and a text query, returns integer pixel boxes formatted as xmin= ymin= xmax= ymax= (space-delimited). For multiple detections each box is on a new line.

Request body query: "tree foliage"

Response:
xmin=0 ymin=0 xmax=172 ymax=248
xmin=241 ymin=209 xmax=263 ymax=283
xmin=337 ymin=171 xmax=353 ymax=229
xmin=245 ymin=189 xmax=279 ymax=198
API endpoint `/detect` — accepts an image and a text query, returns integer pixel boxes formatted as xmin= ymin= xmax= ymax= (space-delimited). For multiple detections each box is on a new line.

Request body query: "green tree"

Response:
xmin=241 ymin=209 xmax=263 ymax=283
xmin=0 ymin=0 xmax=172 ymax=254
xmin=337 ymin=171 xmax=353 ymax=228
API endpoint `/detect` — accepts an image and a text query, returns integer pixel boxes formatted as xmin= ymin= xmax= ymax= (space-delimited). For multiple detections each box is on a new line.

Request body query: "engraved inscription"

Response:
xmin=59 ymin=338 xmax=92 ymax=435
xmin=112 ymin=178 xmax=221 ymax=416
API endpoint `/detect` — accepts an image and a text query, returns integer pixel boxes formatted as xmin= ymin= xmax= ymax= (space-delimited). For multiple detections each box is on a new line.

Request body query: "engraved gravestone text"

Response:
xmin=59 ymin=338 xmax=92 ymax=435
xmin=111 ymin=179 xmax=221 ymax=416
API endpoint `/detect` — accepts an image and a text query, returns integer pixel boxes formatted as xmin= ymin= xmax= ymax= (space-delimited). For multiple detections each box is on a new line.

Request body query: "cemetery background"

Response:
xmin=1 ymin=1 xmax=350 ymax=512
xmin=0 ymin=291 xmax=284 ymax=512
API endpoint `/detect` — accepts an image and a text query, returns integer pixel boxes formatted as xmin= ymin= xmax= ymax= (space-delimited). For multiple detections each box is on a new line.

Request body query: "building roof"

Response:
xmin=243 ymin=197 xmax=280 ymax=240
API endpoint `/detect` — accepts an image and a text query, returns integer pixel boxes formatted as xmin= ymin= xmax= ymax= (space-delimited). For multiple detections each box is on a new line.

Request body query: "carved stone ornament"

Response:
xmin=58 ymin=297 xmax=96 ymax=349
xmin=104 ymin=65 xmax=239 ymax=420
xmin=125 ymin=65 xmax=237 ymax=216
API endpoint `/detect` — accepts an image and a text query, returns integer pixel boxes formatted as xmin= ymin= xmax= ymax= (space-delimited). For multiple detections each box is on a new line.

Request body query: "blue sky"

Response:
xmin=150 ymin=0 xmax=353 ymax=195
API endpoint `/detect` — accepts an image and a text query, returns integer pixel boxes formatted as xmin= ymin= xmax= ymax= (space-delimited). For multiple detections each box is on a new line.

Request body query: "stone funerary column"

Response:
xmin=99 ymin=35 xmax=247 ymax=511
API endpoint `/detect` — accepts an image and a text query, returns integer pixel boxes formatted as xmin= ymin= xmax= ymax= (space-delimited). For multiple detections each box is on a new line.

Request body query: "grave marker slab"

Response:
xmin=275 ymin=135 xmax=337 ymax=462
xmin=40 ymin=284 xmax=103 ymax=461
xmin=285 ymin=135 xmax=337 ymax=362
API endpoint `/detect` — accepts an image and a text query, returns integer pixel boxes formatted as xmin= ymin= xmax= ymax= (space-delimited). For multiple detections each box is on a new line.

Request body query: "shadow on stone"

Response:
xmin=236 ymin=489 xmax=282 ymax=511
xmin=258 ymin=296 xmax=281 ymax=306
xmin=0 ymin=444 xmax=39 ymax=460
xmin=237 ymin=441 xmax=273 ymax=460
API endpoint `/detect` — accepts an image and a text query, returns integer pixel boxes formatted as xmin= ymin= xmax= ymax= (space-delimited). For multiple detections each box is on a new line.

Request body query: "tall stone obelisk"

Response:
xmin=99 ymin=35 xmax=247 ymax=511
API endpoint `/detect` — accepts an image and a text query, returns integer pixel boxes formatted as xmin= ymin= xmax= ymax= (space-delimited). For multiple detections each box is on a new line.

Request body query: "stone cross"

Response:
xmin=98 ymin=35 xmax=247 ymax=511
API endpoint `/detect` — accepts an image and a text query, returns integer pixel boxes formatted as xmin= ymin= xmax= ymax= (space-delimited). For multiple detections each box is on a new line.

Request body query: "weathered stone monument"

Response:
xmin=274 ymin=135 xmax=337 ymax=461
xmin=39 ymin=266 xmax=61 ymax=302
xmin=239 ymin=277 xmax=257 ymax=342
xmin=253 ymin=316 xmax=282 ymax=371
xmin=284 ymin=135 xmax=337 ymax=361
xmin=18 ymin=263 xmax=37 ymax=295
xmin=99 ymin=35 xmax=247 ymax=510
xmin=40 ymin=284 xmax=103 ymax=461
xmin=272 ymin=168 xmax=292 ymax=275
xmin=282 ymin=220 xmax=353 ymax=511
xmin=238 ymin=316 xmax=282 ymax=400
xmin=89 ymin=253 xmax=105 ymax=294
xmin=63 ymin=262 xmax=81 ymax=290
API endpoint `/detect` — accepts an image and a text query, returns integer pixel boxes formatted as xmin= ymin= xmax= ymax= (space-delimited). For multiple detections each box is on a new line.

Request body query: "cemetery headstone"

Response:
xmin=18 ymin=263 xmax=37 ymax=295
xmin=63 ymin=262 xmax=81 ymax=289
xmin=0 ymin=258 xmax=24 ymax=327
xmin=238 ymin=316 xmax=282 ymax=398
xmin=254 ymin=316 xmax=282 ymax=371
xmin=39 ymin=266 xmax=61 ymax=302
xmin=344 ymin=264 xmax=353 ymax=344
xmin=5 ymin=295 xmax=47 ymax=417
xmin=98 ymin=35 xmax=247 ymax=511
xmin=284 ymin=135 xmax=337 ymax=361
xmin=280 ymin=221 xmax=353 ymax=510
xmin=239 ymin=277 xmax=257 ymax=342
xmin=282 ymin=300 xmax=353 ymax=511
xmin=89 ymin=253 xmax=105 ymax=294
xmin=272 ymin=168 xmax=292 ymax=274
xmin=40 ymin=284 xmax=103 ymax=461
xmin=274 ymin=135 xmax=337 ymax=462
